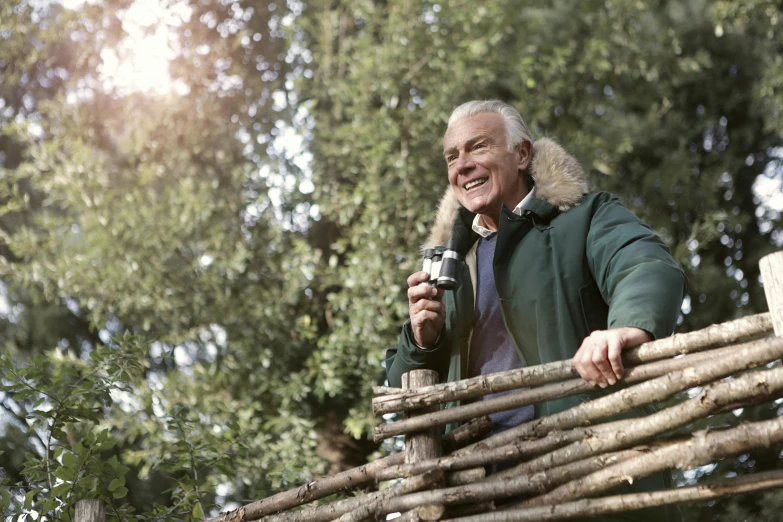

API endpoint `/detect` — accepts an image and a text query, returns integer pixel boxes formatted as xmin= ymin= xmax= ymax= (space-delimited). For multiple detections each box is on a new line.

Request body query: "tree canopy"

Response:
xmin=1 ymin=0 xmax=782 ymax=520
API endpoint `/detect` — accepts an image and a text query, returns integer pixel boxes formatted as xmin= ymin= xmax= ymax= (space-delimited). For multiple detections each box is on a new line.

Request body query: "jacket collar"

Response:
xmin=423 ymin=137 xmax=588 ymax=250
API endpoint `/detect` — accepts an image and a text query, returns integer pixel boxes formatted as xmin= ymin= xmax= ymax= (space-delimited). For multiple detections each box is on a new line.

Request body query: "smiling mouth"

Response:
xmin=464 ymin=178 xmax=488 ymax=191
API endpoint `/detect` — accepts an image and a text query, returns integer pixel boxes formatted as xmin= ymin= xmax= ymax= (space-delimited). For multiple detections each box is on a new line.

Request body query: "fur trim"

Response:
xmin=530 ymin=138 xmax=589 ymax=212
xmin=424 ymin=137 xmax=587 ymax=249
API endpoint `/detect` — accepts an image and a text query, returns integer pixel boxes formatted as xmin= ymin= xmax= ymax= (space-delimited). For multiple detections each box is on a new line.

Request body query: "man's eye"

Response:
xmin=474 ymin=143 xmax=487 ymax=150
xmin=446 ymin=156 xmax=456 ymax=164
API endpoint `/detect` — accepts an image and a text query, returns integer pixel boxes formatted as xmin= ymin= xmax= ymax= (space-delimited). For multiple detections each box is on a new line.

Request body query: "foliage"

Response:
xmin=0 ymin=0 xmax=782 ymax=520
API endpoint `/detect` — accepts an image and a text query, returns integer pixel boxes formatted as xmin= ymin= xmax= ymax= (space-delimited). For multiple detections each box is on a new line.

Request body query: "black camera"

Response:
xmin=422 ymin=239 xmax=460 ymax=290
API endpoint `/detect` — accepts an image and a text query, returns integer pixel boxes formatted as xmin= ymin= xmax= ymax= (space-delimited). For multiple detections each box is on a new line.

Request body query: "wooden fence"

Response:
xmin=76 ymin=251 xmax=783 ymax=522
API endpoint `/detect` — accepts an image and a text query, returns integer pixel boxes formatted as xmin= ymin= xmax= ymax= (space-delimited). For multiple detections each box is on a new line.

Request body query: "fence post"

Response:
xmin=75 ymin=500 xmax=105 ymax=522
xmin=400 ymin=369 xmax=444 ymax=521
xmin=403 ymin=369 xmax=442 ymax=463
xmin=760 ymin=251 xmax=783 ymax=336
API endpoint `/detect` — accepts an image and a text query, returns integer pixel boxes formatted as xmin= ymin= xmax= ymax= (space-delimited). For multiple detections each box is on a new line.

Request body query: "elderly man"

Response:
xmin=385 ymin=100 xmax=686 ymax=519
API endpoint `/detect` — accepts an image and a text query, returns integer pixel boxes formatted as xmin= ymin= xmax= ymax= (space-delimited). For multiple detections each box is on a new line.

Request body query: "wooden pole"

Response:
xmin=760 ymin=251 xmax=783 ymax=336
xmin=401 ymin=370 xmax=443 ymax=520
xmin=404 ymin=370 xmax=442 ymax=464
xmin=75 ymin=500 xmax=105 ymax=522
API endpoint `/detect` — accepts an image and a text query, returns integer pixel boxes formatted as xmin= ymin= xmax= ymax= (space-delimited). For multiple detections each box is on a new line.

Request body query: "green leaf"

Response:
xmin=108 ymin=477 xmax=124 ymax=492
xmin=191 ymin=503 xmax=203 ymax=519
xmin=112 ymin=486 xmax=128 ymax=499
xmin=24 ymin=489 xmax=37 ymax=509
xmin=62 ymin=451 xmax=79 ymax=468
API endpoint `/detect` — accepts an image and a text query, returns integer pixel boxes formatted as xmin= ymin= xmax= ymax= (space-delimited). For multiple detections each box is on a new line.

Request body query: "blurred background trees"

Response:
xmin=1 ymin=0 xmax=781 ymax=520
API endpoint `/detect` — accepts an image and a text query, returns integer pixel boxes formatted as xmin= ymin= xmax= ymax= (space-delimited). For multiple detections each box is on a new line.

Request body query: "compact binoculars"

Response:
xmin=421 ymin=239 xmax=461 ymax=290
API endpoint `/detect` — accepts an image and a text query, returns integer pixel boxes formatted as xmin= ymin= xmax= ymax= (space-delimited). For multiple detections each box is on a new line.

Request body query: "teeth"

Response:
xmin=465 ymin=178 xmax=487 ymax=190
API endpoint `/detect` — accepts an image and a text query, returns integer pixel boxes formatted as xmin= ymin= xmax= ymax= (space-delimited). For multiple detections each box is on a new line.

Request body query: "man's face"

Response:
xmin=443 ymin=112 xmax=531 ymax=226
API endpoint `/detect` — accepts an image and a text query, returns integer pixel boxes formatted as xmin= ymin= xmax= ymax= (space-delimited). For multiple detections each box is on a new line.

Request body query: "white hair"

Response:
xmin=447 ymin=100 xmax=534 ymax=152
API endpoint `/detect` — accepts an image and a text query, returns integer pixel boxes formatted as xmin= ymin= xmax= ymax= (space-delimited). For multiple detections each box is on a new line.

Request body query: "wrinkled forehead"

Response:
xmin=442 ymin=112 xmax=506 ymax=151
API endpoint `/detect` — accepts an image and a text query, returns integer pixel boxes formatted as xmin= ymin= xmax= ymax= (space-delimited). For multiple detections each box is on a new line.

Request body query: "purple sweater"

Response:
xmin=467 ymin=234 xmax=535 ymax=434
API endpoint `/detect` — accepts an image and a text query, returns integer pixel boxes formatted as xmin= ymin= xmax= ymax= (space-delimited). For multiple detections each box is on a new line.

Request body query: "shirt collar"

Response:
xmin=471 ymin=186 xmax=537 ymax=238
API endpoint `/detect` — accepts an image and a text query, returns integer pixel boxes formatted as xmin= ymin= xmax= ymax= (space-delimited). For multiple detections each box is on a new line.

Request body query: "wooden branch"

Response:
xmin=442 ymin=415 xmax=493 ymax=454
xmin=207 ymin=414 xmax=491 ymax=522
xmin=393 ymin=504 xmax=445 ymax=522
xmin=446 ymin=467 xmax=485 ymax=487
xmin=519 ymin=414 xmax=783 ymax=508
xmin=492 ymin=364 xmax=783 ymax=482
xmin=372 ymin=313 xmax=772 ymax=415
xmin=444 ymin=470 xmax=783 ymax=521
xmin=378 ymin=447 xmax=644 ymax=516
xmin=375 ymin=427 xmax=584 ymax=482
xmin=760 ymin=251 xmax=783 ymax=336
xmin=377 ymin=341 xmax=783 ymax=483
xmin=257 ymin=470 xmax=442 ymax=522
xmin=375 ymin=335 xmax=783 ymax=441
xmin=373 ymin=386 xmax=402 ymax=395
xmin=206 ymin=453 xmax=404 ymax=522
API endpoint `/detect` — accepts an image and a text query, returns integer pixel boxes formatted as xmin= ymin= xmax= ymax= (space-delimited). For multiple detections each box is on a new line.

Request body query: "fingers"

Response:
xmin=591 ymin=339 xmax=615 ymax=386
xmin=574 ymin=330 xmax=628 ymax=388
xmin=407 ymin=271 xmax=430 ymax=288
xmin=410 ymin=296 xmax=444 ymax=316
xmin=408 ymin=273 xmax=444 ymax=304
xmin=607 ymin=336 xmax=624 ymax=380
xmin=574 ymin=338 xmax=607 ymax=388
xmin=407 ymin=271 xmax=446 ymax=348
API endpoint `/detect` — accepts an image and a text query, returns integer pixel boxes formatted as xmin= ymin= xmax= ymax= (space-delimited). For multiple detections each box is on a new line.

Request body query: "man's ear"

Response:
xmin=516 ymin=139 xmax=533 ymax=172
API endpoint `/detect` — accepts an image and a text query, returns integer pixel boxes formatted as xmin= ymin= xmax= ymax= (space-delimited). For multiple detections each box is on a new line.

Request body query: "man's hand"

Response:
xmin=407 ymin=271 xmax=446 ymax=348
xmin=573 ymin=327 xmax=653 ymax=388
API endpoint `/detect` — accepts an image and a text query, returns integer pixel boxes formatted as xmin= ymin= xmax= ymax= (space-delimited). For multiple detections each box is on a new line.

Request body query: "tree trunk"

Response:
xmin=75 ymin=500 xmax=105 ymax=522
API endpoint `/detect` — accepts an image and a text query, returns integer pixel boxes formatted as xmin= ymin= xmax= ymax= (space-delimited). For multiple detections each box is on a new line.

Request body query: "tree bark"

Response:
xmin=760 ymin=251 xmax=783 ymax=336
xmin=441 ymin=415 xmax=493 ymax=454
xmin=375 ymin=335 xmax=783 ymax=441
xmin=443 ymin=470 xmax=783 ymax=522
xmin=403 ymin=370 xmax=441 ymax=464
xmin=75 ymin=500 xmax=105 ymax=522
xmin=398 ymin=370 xmax=444 ymax=521
xmin=517 ymin=414 xmax=783 ymax=508
xmin=393 ymin=504 xmax=445 ymax=521
xmin=372 ymin=313 xmax=772 ymax=416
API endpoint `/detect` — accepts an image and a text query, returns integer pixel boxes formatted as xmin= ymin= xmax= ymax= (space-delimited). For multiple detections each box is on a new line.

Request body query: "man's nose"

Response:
xmin=454 ymin=153 xmax=475 ymax=175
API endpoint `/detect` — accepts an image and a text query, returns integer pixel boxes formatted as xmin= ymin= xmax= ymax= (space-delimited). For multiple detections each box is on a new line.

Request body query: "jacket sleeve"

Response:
xmin=385 ymin=321 xmax=451 ymax=388
xmin=586 ymin=194 xmax=688 ymax=340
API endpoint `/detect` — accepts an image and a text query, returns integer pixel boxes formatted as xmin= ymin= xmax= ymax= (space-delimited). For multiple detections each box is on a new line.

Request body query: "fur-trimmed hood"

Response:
xmin=425 ymin=137 xmax=588 ymax=249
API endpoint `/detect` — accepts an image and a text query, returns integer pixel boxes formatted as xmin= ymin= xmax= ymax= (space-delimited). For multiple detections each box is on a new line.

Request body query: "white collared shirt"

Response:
xmin=471 ymin=186 xmax=537 ymax=238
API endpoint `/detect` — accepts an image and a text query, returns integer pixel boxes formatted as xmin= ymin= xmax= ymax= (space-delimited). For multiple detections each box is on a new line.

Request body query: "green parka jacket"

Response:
xmin=385 ymin=138 xmax=687 ymax=521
